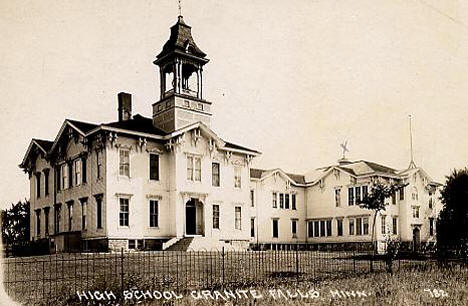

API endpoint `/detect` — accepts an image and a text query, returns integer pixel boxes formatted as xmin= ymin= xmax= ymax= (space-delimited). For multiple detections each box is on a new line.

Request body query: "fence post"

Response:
xmin=120 ymin=248 xmax=124 ymax=295
xmin=295 ymin=245 xmax=299 ymax=282
xmin=42 ymin=260 xmax=45 ymax=299
xmin=353 ymin=249 xmax=356 ymax=273
xmin=221 ymin=247 xmax=225 ymax=287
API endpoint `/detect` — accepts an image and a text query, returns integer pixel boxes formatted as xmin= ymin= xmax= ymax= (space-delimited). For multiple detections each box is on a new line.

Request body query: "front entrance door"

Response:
xmin=413 ymin=227 xmax=421 ymax=252
xmin=186 ymin=200 xmax=197 ymax=235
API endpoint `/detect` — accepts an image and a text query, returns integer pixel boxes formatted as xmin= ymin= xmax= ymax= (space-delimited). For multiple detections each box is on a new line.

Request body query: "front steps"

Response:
xmin=163 ymin=236 xmax=247 ymax=251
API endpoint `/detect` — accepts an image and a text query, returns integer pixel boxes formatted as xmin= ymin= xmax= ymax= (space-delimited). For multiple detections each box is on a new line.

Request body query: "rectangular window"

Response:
xmin=292 ymin=194 xmax=296 ymax=210
xmin=149 ymin=200 xmax=158 ymax=227
xmin=212 ymin=162 xmax=220 ymax=187
xmin=96 ymin=150 xmax=103 ymax=180
xmin=272 ymin=219 xmax=278 ymax=238
xmin=308 ymin=221 xmax=313 ymax=238
xmin=128 ymin=240 xmax=136 ymax=249
xmin=349 ymin=218 xmax=355 ymax=235
xmin=392 ymin=217 xmax=398 ymax=235
xmin=326 ymin=220 xmax=332 ymax=236
xmin=279 ymin=193 xmax=284 ymax=209
xmin=251 ymin=218 xmax=255 ymax=238
xmin=335 ymin=188 xmax=341 ymax=207
xmin=391 ymin=191 xmax=396 ymax=205
xmin=149 ymin=154 xmax=159 ymax=180
xmin=429 ymin=198 xmax=433 ymax=209
xmin=81 ymin=199 xmax=87 ymax=230
xmin=399 ymin=187 xmax=405 ymax=200
xmin=213 ymin=205 xmax=220 ymax=229
xmin=96 ymin=197 xmax=103 ymax=229
xmin=314 ymin=221 xmax=320 ymax=237
xmin=429 ymin=218 xmax=434 ymax=236
xmin=60 ymin=164 xmax=68 ymax=189
xmin=187 ymin=156 xmax=201 ymax=181
xmin=381 ymin=215 xmax=386 ymax=235
xmin=412 ymin=206 xmax=420 ymax=218
xmin=355 ymin=187 xmax=361 ymax=203
xmin=337 ymin=219 xmax=343 ymax=236
xmin=285 ymin=194 xmax=290 ymax=209
xmin=119 ymin=150 xmax=130 ymax=177
xmin=362 ymin=185 xmax=368 ymax=198
xmin=272 ymin=192 xmax=277 ymax=208
xmin=348 ymin=187 xmax=354 ymax=206
xmin=187 ymin=156 xmax=194 ymax=180
xmin=363 ymin=217 xmax=369 ymax=235
xmin=54 ymin=205 xmax=61 ymax=233
xmin=74 ymin=159 xmax=82 ymax=186
xmin=235 ymin=207 xmax=242 ymax=230
xmin=250 ymin=190 xmax=255 ymax=207
xmin=36 ymin=173 xmax=41 ymax=198
xmin=234 ymin=167 xmax=241 ymax=188
xmin=137 ymin=240 xmax=144 ymax=250
xmin=44 ymin=208 xmax=49 ymax=235
xmin=44 ymin=170 xmax=49 ymax=196
xmin=356 ymin=217 xmax=362 ymax=235
xmin=35 ymin=210 xmax=41 ymax=236
xmin=194 ymin=157 xmax=201 ymax=181
xmin=119 ymin=198 xmax=129 ymax=227
xmin=292 ymin=220 xmax=297 ymax=237
xmin=320 ymin=220 xmax=325 ymax=237
xmin=67 ymin=203 xmax=73 ymax=231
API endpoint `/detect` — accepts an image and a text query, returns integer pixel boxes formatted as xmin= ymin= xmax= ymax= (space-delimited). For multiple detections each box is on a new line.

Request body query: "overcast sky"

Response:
xmin=1 ymin=0 xmax=468 ymax=209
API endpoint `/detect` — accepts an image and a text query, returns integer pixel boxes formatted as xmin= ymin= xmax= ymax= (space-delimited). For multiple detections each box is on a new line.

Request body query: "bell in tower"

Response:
xmin=152 ymin=15 xmax=212 ymax=133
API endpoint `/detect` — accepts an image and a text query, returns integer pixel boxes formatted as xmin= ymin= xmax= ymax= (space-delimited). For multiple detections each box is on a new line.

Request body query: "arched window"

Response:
xmin=181 ymin=63 xmax=198 ymax=94
xmin=163 ymin=64 xmax=174 ymax=93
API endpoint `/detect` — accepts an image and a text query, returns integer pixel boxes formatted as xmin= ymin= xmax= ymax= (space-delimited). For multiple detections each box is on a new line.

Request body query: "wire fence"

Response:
xmin=2 ymin=248 xmax=466 ymax=305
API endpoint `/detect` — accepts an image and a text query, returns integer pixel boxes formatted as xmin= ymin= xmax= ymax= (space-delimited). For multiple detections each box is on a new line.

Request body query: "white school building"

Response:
xmin=20 ymin=15 xmax=441 ymax=253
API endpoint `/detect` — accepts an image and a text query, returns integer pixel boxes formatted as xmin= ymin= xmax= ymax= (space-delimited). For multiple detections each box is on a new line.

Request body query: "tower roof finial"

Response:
xmin=178 ymin=0 xmax=182 ymax=17
xmin=408 ymin=114 xmax=417 ymax=169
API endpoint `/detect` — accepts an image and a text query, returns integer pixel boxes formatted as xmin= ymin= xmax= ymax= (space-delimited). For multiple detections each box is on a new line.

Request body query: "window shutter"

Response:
xmin=82 ymin=157 xmax=87 ymax=183
xmin=68 ymin=162 xmax=73 ymax=187
xmin=56 ymin=167 xmax=61 ymax=191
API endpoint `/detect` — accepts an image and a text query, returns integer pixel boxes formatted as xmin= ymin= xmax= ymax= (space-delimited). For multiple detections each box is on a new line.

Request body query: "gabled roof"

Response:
xmin=33 ymin=139 xmax=53 ymax=152
xmin=20 ymin=138 xmax=53 ymax=169
xmin=49 ymin=119 xmax=97 ymax=152
xmin=338 ymin=160 xmax=398 ymax=177
xmin=250 ymin=168 xmax=306 ymax=185
xmin=22 ymin=114 xmax=260 ymax=169
xmin=398 ymin=167 xmax=442 ymax=186
xmin=67 ymin=119 xmax=98 ymax=134
xmin=224 ymin=141 xmax=261 ymax=155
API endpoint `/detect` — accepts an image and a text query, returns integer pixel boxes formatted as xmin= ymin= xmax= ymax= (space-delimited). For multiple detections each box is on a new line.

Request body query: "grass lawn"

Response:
xmin=2 ymin=251 xmax=467 ymax=305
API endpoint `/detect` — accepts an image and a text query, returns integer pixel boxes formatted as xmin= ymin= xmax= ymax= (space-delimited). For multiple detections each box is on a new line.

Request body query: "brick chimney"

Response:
xmin=118 ymin=92 xmax=132 ymax=121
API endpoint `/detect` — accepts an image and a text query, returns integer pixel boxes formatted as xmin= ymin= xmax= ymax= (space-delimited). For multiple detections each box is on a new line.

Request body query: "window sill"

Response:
xmin=148 ymin=226 xmax=160 ymax=229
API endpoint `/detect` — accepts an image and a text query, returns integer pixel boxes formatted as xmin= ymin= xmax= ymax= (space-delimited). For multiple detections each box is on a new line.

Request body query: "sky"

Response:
xmin=1 ymin=0 xmax=468 ymax=209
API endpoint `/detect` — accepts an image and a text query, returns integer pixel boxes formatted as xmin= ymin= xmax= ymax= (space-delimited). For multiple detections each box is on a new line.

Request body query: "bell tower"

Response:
xmin=152 ymin=15 xmax=211 ymax=133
